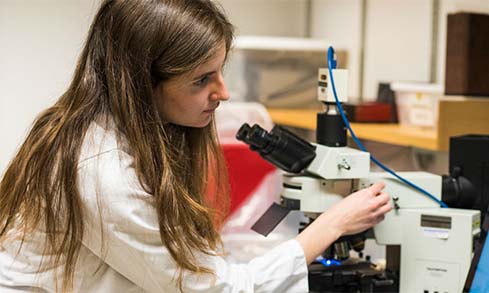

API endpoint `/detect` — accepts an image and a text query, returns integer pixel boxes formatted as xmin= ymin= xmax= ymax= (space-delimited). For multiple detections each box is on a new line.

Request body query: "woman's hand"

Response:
xmin=323 ymin=182 xmax=392 ymax=236
xmin=296 ymin=182 xmax=392 ymax=264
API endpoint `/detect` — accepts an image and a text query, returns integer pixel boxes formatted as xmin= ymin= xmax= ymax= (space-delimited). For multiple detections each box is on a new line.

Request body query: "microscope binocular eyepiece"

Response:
xmin=236 ymin=123 xmax=317 ymax=174
xmin=236 ymin=123 xmax=272 ymax=150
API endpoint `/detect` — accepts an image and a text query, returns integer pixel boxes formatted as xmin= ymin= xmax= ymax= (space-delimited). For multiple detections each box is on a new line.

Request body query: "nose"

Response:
xmin=210 ymin=73 xmax=229 ymax=102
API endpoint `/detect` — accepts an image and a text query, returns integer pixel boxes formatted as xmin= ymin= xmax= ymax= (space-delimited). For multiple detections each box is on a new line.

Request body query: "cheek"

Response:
xmin=185 ymin=91 xmax=209 ymax=109
xmin=171 ymin=96 xmax=195 ymax=115
xmin=155 ymin=93 xmax=180 ymax=122
xmin=158 ymin=85 xmax=210 ymax=123
xmin=165 ymin=95 xmax=202 ymax=123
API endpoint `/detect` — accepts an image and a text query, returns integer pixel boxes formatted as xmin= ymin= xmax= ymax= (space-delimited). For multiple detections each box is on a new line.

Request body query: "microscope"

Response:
xmin=236 ymin=63 xmax=480 ymax=293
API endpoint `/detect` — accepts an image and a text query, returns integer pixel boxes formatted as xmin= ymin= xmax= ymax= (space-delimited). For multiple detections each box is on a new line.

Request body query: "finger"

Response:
xmin=371 ymin=192 xmax=390 ymax=209
xmin=377 ymin=192 xmax=390 ymax=203
xmin=374 ymin=201 xmax=393 ymax=217
xmin=368 ymin=182 xmax=385 ymax=196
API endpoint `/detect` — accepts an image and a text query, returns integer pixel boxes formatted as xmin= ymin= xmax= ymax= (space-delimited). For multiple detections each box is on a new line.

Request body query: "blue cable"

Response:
xmin=327 ymin=47 xmax=448 ymax=208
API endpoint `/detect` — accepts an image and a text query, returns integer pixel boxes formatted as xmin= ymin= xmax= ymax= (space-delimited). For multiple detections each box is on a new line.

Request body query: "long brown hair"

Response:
xmin=0 ymin=0 xmax=233 ymax=291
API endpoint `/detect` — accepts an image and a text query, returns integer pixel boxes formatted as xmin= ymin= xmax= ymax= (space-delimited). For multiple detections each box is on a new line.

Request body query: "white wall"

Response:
xmin=0 ymin=0 xmax=100 ymax=173
xmin=363 ymin=0 xmax=433 ymax=100
xmin=310 ymin=0 xmax=489 ymax=100
xmin=311 ymin=0 xmax=433 ymax=100
xmin=219 ymin=0 xmax=308 ymax=37
xmin=310 ymin=0 xmax=363 ymax=100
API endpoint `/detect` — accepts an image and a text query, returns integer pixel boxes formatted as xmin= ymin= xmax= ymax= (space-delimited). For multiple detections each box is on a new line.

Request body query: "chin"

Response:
xmin=191 ymin=123 xmax=210 ymax=128
xmin=177 ymin=119 xmax=212 ymax=128
xmin=169 ymin=113 xmax=213 ymax=128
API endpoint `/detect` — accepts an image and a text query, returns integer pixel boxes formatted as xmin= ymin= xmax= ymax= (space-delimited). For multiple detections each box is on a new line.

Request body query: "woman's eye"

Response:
xmin=194 ymin=75 xmax=210 ymax=87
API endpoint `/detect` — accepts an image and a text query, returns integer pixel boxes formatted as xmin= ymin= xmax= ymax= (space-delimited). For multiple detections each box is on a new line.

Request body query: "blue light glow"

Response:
xmin=319 ymin=258 xmax=342 ymax=267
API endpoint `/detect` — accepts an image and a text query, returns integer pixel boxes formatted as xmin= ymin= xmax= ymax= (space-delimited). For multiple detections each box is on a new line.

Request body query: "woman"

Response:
xmin=0 ymin=0 xmax=392 ymax=292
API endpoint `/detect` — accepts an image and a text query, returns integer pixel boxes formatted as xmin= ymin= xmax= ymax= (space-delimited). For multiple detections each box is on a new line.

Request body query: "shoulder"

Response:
xmin=76 ymin=121 xmax=156 ymax=231
xmin=77 ymin=120 xmax=146 ymax=203
xmin=78 ymin=119 xmax=127 ymax=166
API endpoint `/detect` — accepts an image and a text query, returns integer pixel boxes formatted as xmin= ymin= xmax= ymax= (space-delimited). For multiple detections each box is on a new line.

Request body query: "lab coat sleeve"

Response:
xmin=77 ymin=149 xmax=309 ymax=293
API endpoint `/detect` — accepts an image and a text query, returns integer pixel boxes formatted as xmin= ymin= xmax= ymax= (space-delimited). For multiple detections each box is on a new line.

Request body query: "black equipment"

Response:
xmin=442 ymin=135 xmax=489 ymax=221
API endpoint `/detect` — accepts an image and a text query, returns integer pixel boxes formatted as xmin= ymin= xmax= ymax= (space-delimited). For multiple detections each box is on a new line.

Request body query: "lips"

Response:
xmin=204 ymin=103 xmax=220 ymax=112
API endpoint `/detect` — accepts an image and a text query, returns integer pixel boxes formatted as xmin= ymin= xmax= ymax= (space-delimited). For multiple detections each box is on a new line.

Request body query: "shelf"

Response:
xmin=267 ymin=96 xmax=489 ymax=151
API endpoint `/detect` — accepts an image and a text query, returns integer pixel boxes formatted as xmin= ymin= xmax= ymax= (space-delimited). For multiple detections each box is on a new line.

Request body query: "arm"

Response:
xmin=78 ymin=149 xmax=308 ymax=293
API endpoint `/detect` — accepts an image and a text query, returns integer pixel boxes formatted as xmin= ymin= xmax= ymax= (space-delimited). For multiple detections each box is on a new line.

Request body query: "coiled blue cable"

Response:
xmin=327 ymin=46 xmax=447 ymax=208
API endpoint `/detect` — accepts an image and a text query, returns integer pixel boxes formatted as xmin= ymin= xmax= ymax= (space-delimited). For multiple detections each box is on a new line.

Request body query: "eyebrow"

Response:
xmin=193 ymin=71 xmax=216 ymax=80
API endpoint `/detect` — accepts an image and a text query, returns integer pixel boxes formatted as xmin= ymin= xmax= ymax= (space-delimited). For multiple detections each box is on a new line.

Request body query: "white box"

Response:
xmin=391 ymin=82 xmax=443 ymax=128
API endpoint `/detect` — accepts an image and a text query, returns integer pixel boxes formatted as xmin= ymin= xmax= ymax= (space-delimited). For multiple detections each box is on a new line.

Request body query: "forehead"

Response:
xmin=163 ymin=45 xmax=227 ymax=87
xmin=190 ymin=44 xmax=227 ymax=74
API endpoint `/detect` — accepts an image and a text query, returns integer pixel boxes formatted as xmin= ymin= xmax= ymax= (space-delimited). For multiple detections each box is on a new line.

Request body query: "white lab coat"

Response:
xmin=0 ymin=120 xmax=309 ymax=292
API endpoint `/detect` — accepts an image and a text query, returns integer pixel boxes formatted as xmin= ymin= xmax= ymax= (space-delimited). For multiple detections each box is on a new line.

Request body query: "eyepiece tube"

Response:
xmin=236 ymin=123 xmax=317 ymax=173
xmin=236 ymin=123 xmax=252 ymax=143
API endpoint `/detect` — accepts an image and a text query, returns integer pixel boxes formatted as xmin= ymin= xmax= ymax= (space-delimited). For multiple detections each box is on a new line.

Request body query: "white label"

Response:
xmin=423 ymin=227 xmax=449 ymax=239
xmin=409 ymin=107 xmax=434 ymax=126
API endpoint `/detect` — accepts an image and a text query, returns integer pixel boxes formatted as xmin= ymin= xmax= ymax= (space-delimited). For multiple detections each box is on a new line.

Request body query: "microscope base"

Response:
xmin=308 ymin=260 xmax=398 ymax=293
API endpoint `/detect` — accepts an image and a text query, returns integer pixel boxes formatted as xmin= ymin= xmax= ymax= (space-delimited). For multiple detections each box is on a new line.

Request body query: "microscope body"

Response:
xmin=237 ymin=61 xmax=480 ymax=292
xmin=282 ymin=144 xmax=369 ymax=214
xmin=280 ymin=148 xmax=480 ymax=293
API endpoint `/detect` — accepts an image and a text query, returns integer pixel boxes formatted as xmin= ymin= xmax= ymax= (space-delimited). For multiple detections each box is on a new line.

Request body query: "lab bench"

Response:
xmin=267 ymin=96 xmax=489 ymax=151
